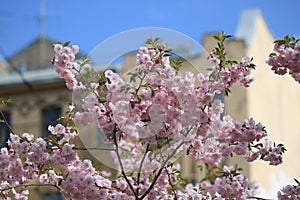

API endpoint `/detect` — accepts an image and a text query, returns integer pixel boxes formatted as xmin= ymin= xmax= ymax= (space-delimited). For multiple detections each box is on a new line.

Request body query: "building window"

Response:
xmin=41 ymin=192 xmax=63 ymax=200
xmin=42 ymin=106 xmax=61 ymax=137
xmin=0 ymin=111 xmax=10 ymax=147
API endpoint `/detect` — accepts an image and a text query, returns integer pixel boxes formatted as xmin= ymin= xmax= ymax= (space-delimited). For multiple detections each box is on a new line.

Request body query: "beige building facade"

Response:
xmin=237 ymin=10 xmax=300 ymax=197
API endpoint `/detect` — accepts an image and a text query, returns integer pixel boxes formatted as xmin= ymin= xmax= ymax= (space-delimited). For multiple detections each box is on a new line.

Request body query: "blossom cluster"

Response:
xmin=266 ymin=36 xmax=300 ymax=83
xmin=209 ymin=52 xmax=255 ymax=90
xmin=52 ymin=43 xmax=84 ymax=90
xmin=277 ymin=181 xmax=300 ymax=200
xmin=0 ymin=125 xmax=118 ymax=200
xmin=189 ymin=113 xmax=285 ymax=166
xmin=201 ymin=166 xmax=257 ymax=199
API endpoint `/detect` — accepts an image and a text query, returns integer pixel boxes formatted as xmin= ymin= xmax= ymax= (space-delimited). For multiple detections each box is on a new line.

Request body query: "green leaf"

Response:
xmin=213 ymin=35 xmax=221 ymax=42
xmin=141 ymin=118 xmax=150 ymax=123
xmin=224 ymin=88 xmax=231 ymax=96
xmin=99 ymin=72 xmax=107 ymax=84
xmin=284 ymin=35 xmax=289 ymax=41
xmin=150 ymin=86 xmax=155 ymax=97
xmin=57 ymin=116 xmax=65 ymax=124
xmin=224 ymin=34 xmax=232 ymax=39
xmin=170 ymin=59 xmax=182 ymax=72
xmin=58 ymin=178 xmax=63 ymax=186
xmin=130 ymin=74 xmax=137 ymax=83
xmin=99 ymin=96 xmax=106 ymax=103
xmin=63 ymin=41 xmax=71 ymax=47
xmin=0 ymin=98 xmax=12 ymax=105
xmin=249 ymin=63 xmax=256 ymax=69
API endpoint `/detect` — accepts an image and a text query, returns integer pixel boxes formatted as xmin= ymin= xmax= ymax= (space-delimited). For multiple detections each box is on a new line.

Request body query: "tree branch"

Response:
xmin=164 ymin=166 xmax=178 ymax=200
xmin=139 ymin=141 xmax=187 ymax=200
xmin=113 ymin=131 xmax=139 ymax=199
xmin=137 ymin=143 xmax=150 ymax=185
xmin=247 ymin=197 xmax=274 ymax=200
xmin=0 ymin=110 xmax=14 ymax=134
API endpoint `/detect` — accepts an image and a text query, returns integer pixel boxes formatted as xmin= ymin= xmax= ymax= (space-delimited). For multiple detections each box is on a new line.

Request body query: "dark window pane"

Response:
xmin=41 ymin=192 xmax=63 ymax=200
xmin=0 ymin=111 xmax=10 ymax=147
xmin=42 ymin=106 xmax=61 ymax=137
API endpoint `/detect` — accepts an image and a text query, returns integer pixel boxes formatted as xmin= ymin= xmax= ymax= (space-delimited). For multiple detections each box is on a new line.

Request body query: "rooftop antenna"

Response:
xmin=26 ymin=0 xmax=58 ymax=37
xmin=38 ymin=0 xmax=46 ymax=67
xmin=39 ymin=0 xmax=46 ymax=37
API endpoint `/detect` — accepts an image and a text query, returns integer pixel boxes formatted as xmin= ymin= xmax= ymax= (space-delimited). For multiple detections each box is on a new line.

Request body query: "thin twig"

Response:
xmin=156 ymin=137 xmax=178 ymax=200
xmin=134 ymin=74 xmax=146 ymax=96
xmin=164 ymin=166 xmax=178 ymax=200
xmin=137 ymin=143 xmax=150 ymax=185
xmin=113 ymin=131 xmax=139 ymax=199
xmin=0 ymin=110 xmax=14 ymax=134
xmin=247 ymin=197 xmax=275 ymax=200
xmin=139 ymin=141 xmax=187 ymax=200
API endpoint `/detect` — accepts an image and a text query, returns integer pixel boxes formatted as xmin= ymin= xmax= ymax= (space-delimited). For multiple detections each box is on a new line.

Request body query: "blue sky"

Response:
xmin=0 ymin=0 xmax=300 ymax=58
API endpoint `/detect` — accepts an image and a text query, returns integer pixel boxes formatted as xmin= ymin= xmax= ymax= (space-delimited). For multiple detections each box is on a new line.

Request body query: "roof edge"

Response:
xmin=235 ymin=9 xmax=261 ymax=47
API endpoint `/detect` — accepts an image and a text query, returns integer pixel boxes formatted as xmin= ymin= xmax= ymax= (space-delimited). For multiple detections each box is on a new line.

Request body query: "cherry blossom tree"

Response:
xmin=0 ymin=33 xmax=299 ymax=200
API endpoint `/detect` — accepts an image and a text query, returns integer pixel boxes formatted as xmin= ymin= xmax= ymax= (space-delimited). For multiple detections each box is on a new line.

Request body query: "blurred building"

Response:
xmin=0 ymin=9 xmax=299 ymax=199
xmin=0 ymin=36 xmax=68 ymax=199
xmin=0 ymin=37 xmax=115 ymax=199
xmin=235 ymin=9 xmax=300 ymax=197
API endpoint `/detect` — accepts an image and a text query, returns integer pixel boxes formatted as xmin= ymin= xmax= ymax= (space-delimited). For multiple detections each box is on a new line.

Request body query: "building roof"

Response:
xmin=0 ymin=51 xmax=9 ymax=70
xmin=236 ymin=9 xmax=262 ymax=46
xmin=0 ymin=67 xmax=59 ymax=86
xmin=0 ymin=64 xmax=113 ymax=87
xmin=7 ymin=36 xmax=57 ymax=71
xmin=0 ymin=36 xmax=94 ymax=87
